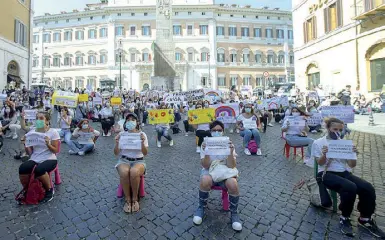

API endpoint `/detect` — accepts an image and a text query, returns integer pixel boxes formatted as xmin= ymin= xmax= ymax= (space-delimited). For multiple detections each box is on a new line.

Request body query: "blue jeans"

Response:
xmin=285 ymin=134 xmax=314 ymax=158
xmin=67 ymin=140 xmax=94 ymax=154
xmin=59 ymin=129 xmax=72 ymax=144
xmin=156 ymin=126 xmax=172 ymax=141
xmin=240 ymin=129 xmax=261 ymax=148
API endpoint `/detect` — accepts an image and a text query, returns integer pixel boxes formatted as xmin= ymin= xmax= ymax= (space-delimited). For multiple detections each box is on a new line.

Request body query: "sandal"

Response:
xmin=123 ymin=201 xmax=131 ymax=213
xmin=131 ymin=201 xmax=140 ymax=213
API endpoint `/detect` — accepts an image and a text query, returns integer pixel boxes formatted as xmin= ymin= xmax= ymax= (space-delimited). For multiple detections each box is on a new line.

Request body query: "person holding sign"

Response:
xmin=311 ymin=118 xmax=385 ymax=238
xmin=193 ymin=102 xmax=212 ymax=153
xmin=100 ymin=102 xmax=115 ymax=136
xmin=114 ymin=113 xmax=148 ymax=213
xmin=18 ymin=112 xmax=60 ymax=204
xmin=236 ymin=103 xmax=262 ymax=156
xmin=192 ymin=120 xmax=242 ymax=231
xmin=155 ymin=104 xmax=174 ymax=148
xmin=67 ymin=119 xmax=100 ymax=156
xmin=281 ymin=107 xmax=314 ymax=164
xmin=57 ymin=108 xmax=72 ymax=145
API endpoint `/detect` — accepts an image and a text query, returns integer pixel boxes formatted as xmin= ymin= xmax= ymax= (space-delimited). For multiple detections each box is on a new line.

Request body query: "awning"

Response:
xmin=7 ymin=74 xmax=24 ymax=84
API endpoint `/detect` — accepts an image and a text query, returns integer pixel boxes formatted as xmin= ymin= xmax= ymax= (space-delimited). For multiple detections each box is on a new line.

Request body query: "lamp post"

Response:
xmin=208 ymin=53 xmax=211 ymax=88
xmin=117 ymin=40 xmax=123 ymax=90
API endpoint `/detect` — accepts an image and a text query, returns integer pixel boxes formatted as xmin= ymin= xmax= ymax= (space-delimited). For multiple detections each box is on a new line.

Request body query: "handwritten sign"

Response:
xmin=204 ymin=137 xmax=230 ymax=156
xmin=93 ymin=97 xmax=102 ymax=105
xmin=24 ymin=110 xmax=37 ymax=120
xmin=307 ymin=113 xmax=322 ymax=126
xmin=326 ymin=140 xmax=357 ymax=160
xmin=164 ymin=89 xmax=205 ymax=102
xmin=212 ymin=103 xmax=239 ymax=124
xmin=77 ymin=132 xmax=95 ymax=145
xmin=78 ymin=94 xmax=89 ymax=102
xmin=148 ymin=109 xmax=175 ymax=124
xmin=321 ymin=106 xmax=355 ymax=123
xmin=188 ymin=108 xmax=216 ymax=125
xmin=25 ymin=132 xmax=46 ymax=147
xmin=111 ymin=97 xmax=122 ymax=106
xmin=308 ymin=91 xmax=318 ymax=99
xmin=287 ymin=116 xmax=306 ymax=127
xmin=119 ymin=132 xmax=141 ymax=150
xmin=242 ymin=119 xmax=257 ymax=129
xmin=164 ymin=94 xmax=185 ymax=104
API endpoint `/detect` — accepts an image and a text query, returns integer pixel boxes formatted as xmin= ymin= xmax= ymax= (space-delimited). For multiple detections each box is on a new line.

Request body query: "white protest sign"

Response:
xmin=164 ymin=94 xmax=185 ymax=104
xmin=0 ymin=94 xmax=7 ymax=100
xmin=308 ymin=91 xmax=318 ymax=99
xmin=287 ymin=116 xmax=306 ymax=127
xmin=307 ymin=113 xmax=323 ymax=126
xmin=279 ymin=96 xmax=289 ymax=107
xmin=24 ymin=110 xmax=37 ymax=120
xmin=321 ymin=106 xmax=355 ymax=123
xmin=77 ymin=132 xmax=95 ymax=144
xmin=93 ymin=97 xmax=102 ymax=105
xmin=267 ymin=98 xmax=279 ymax=110
xmin=25 ymin=132 xmax=46 ymax=147
xmin=119 ymin=132 xmax=141 ymax=150
xmin=326 ymin=140 xmax=357 ymax=160
xmin=242 ymin=119 xmax=257 ymax=129
xmin=204 ymin=136 xmax=230 ymax=156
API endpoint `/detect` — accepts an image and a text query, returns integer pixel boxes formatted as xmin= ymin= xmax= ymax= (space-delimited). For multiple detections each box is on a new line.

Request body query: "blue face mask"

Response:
xmin=125 ymin=121 xmax=137 ymax=131
xmin=245 ymin=108 xmax=252 ymax=113
xmin=211 ymin=131 xmax=223 ymax=137
xmin=35 ymin=120 xmax=45 ymax=129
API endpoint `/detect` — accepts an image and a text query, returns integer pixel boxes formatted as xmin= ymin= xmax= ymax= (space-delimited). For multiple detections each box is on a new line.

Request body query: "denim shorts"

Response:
xmin=200 ymin=168 xmax=227 ymax=189
xmin=115 ymin=158 xmax=146 ymax=171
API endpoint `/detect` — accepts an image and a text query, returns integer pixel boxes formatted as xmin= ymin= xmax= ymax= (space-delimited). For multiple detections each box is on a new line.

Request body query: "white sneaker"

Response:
xmin=193 ymin=216 xmax=203 ymax=225
xmin=78 ymin=151 xmax=85 ymax=156
xmin=169 ymin=140 xmax=174 ymax=146
xmin=232 ymin=222 xmax=243 ymax=231
xmin=244 ymin=148 xmax=251 ymax=156
xmin=141 ymin=123 xmax=145 ymax=127
xmin=268 ymin=123 xmax=274 ymax=127
xmin=185 ymin=133 xmax=189 ymax=137
xmin=236 ymin=129 xmax=240 ymax=134
xmin=230 ymin=129 xmax=234 ymax=133
xmin=196 ymin=146 xmax=201 ymax=153
xmin=311 ymin=130 xmax=317 ymax=133
xmin=279 ymin=120 xmax=283 ymax=124
xmin=257 ymin=148 xmax=262 ymax=156
xmin=5 ymin=133 xmax=12 ymax=138
xmin=69 ymin=150 xmax=77 ymax=155
xmin=157 ymin=142 xmax=161 ymax=148
xmin=12 ymin=134 xmax=18 ymax=140
xmin=107 ymin=131 xmax=111 ymax=136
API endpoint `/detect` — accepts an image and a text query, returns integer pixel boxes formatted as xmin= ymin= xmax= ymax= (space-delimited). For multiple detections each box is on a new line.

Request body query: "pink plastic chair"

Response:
xmin=211 ymin=186 xmax=229 ymax=211
xmin=117 ymin=175 xmax=146 ymax=198
xmin=49 ymin=166 xmax=62 ymax=185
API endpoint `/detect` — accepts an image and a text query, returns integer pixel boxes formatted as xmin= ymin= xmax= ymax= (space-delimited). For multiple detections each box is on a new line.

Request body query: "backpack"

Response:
xmin=247 ymin=140 xmax=258 ymax=155
xmin=15 ymin=166 xmax=45 ymax=205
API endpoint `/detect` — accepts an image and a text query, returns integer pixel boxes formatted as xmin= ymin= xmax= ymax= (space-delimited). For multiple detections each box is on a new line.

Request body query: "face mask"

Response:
xmin=245 ymin=108 xmax=251 ymax=113
xmin=82 ymin=124 xmax=88 ymax=129
xmin=329 ymin=131 xmax=340 ymax=140
xmin=35 ymin=120 xmax=45 ymax=129
xmin=211 ymin=131 xmax=223 ymax=137
xmin=125 ymin=121 xmax=137 ymax=130
xmin=292 ymin=112 xmax=300 ymax=117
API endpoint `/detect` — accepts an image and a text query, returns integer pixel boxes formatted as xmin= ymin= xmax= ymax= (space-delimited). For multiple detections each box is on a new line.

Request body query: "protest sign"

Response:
xmin=256 ymin=99 xmax=268 ymax=110
xmin=148 ymin=109 xmax=175 ymax=124
xmin=77 ymin=132 xmax=95 ymax=145
xmin=307 ymin=113 xmax=323 ymax=126
xmin=204 ymin=136 xmax=230 ymax=156
xmin=78 ymin=94 xmax=89 ymax=102
xmin=93 ymin=97 xmax=102 ymax=105
xmin=111 ymin=97 xmax=122 ymax=106
xmin=51 ymin=91 xmax=78 ymax=108
xmin=321 ymin=106 xmax=355 ymax=123
xmin=279 ymin=96 xmax=289 ymax=107
xmin=287 ymin=116 xmax=306 ymax=127
xmin=205 ymin=90 xmax=222 ymax=103
xmin=119 ymin=132 xmax=142 ymax=150
xmin=213 ymin=103 xmax=239 ymax=124
xmin=242 ymin=119 xmax=257 ymax=129
xmin=164 ymin=94 xmax=185 ymax=104
xmin=308 ymin=91 xmax=318 ymax=100
xmin=164 ymin=89 xmax=205 ymax=102
xmin=326 ymin=140 xmax=357 ymax=160
xmin=0 ymin=94 xmax=7 ymax=101
xmin=24 ymin=110 xmax=37 ymax=120
xmin=25 ymin=132 xmax=46 ymax=147
xmin=188 ymin=108 xmax=216 ymax=124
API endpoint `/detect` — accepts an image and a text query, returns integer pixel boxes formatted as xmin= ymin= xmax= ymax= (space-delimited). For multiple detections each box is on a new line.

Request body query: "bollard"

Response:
xmin=368 ymin=106 xmax=375 ymax=126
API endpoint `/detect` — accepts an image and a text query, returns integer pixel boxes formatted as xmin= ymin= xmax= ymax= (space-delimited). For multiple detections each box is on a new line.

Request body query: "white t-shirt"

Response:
xmin=118 ymin=131 xmax=148 ymax=158
xmin=28 ymin=128 xmax=60 ymax=163
xmin=311 ymin=136 xmax=350 ymax=173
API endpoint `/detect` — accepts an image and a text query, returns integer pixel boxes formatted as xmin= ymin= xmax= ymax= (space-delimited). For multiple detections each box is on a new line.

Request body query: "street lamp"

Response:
xmin=208 ymin=53 xmax=211 ymax=87
xmin=117 ymin=40 xmax=123 ymax=90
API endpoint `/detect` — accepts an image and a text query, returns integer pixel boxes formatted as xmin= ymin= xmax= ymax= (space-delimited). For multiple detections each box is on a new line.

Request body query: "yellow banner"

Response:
xmin=111 ymin=97 xmax=122 ymax=106
xmin=188 ymin=108 xmax=216 ymax=124
xmin=148 ymin=109 xmax=175 ymax=124
xmin=51 ymin=91 xmax=78 ymax=108
xmin=78 ymin=94 xmax=89 ymax=102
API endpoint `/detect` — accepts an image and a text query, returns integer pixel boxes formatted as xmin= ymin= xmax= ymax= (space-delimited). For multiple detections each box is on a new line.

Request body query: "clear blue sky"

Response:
xmin=34 ymin=0 xmax=291 ymax=16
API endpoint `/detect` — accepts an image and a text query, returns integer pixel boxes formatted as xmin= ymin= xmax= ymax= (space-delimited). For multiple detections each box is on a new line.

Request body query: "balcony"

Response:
xmin=352 ymin=0 xmax=385 ymax=20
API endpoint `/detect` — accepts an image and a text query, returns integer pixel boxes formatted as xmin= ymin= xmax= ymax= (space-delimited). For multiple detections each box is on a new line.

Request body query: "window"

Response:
xmin=43 ymin=58 xmax=50 ymax=67
xmin=278 ymin=17 xmax=281 ymax=20
xmin=88 ymin=55 xmax=96 ymax=65
xmin=53 ymin=57 xmax=60 ymax=67
xmin=216 ymin=26 xmax=224 ymax=36
xmin=75 ymin=79 xmax=84 ymax=88
xmin=201 ymin=52 xmax=209 ymax=62
xmin=130 ymin=53 xmax=136 ymax=62
xmin=370 ymin=58 xmax=385 ymax=91
xmin=115 ymin=26 xmax=124 ymax=36
xmin=142 ymin=53 xmax=149 ymax=62
xmin=243 ymin=53 xmax=250 ymax=63
xmin=254 ymin=28 xmax=261 ymax=37
xmin=32 ymin=58 xmax=39 ymax=67
xmin=173 ymin=25 xmax=182 ymax=35
xmin=64 ymin=57 xmax=71 ymax=66
xmin=267 ymin=16 xmax=270 ymax=19
xmin=175 ymin=52 xmax=181 ymax=61
xmin=202 ymin=12 xmax=206 ymax=15
xmin=324 ymin=0 xmax=342 ymax=33
xmin=131 ymin=13 xmax=135 ymax=16
xmin=278 ymin=54 xmax=285 ymax=64
xmin=217 ymin=52 xmax=225 ymax=62
xmin=88 ymin=29 xmax=96 ymax=39
xmin=255 ymin=53 xmax=262 ymax=63
xmin=267 ymin=54 xmax=274 ymax=64
xmin=142 ymin=26 xmax=151 ymax=36
xmin=130 ymin=26 xmax=136 ymax=36
xmin=53 ymin=32 xmax=61 ymax=42
xmin=218 ymin=13 xmax=221 ymax=16
xmin=276 ymin=29 xmax=284 ymax=39
xmin=116 ymin=53 xmax=125 ymax=62
xmin=218 ymin=77 xmax=226 ymax=86
xmin=256 ymin=77 xmax=262 ymax=86
xmin=75 ymin=56 xmax=83 ymax=66
xmin=256 ymin=16 xmax=259 ymax=19
xmin=90 ymin=17 xmax=93 ymax=20
xmin=78 ymin=18 xmax=81 ymax=21
xmin=304 ymin=16 xmax=317 ymax=43
xmin=100 ymin=54 xmax=107 ymax=64
xmin=188 ymin=52 xmax=193 ymax=61
xmin=265 ymin=29 xmax=272 ymax=38
xmin=230 ymin=15 xmax=234 ymax=17
xmin=87 ymin=78 xmax=95 ymax=88
xmin=307 ymin=72 xmax=320 ymax=89
xmin=117 ymin=13 xmax=122 ymax=16
xmin=279 ymin=77 xmax=285 ymax=82
xmin=102 ymin=15 xmax=105 ymax=19
xmin=229 ymin=27 xmax=237 ymax=37
xmin=288 ymin=30 xmax=293 ymax=39
xmin=75 ymin=30 xmax=84 ymax=40
xmin=43 ymin=33 xmax=51 ymax=43
xmin=187 ymin=25 xmax=193 ymax=35
xmin=243 ymin=15 xmax=246 ymax=18
xmin=200 ymin=25 xmax=208 ymax=35
xmin=243 ymin=77 xmax=250 ymax=85
xmin=174 ymin=12 xmax=179 ymax=16
xmin=99 ymin=28 xmax=107 ymax=38
xmin=230 ymin=53 xmax=237 ymax=63
xmin=66 ymin=19 xmax=69 ymax=23
xmin=201 ymin=77 xmax=207 ymax=86
xmin=290 ymin=55 xmax=294 ymax=64
xmin=33 ymin=35 xmax=39 ymax=43
xmin=188 ymin=12 xmax=191 ymax=15
xmin=144 ymin=13 xmax=148 ymax=16
xmin=64 ymin=31 xmax=72 ymax=41
xmin=241 ymin=27 xmax=249 ymax=37
xmin=230 ymin=76 xmax=237 ymax=86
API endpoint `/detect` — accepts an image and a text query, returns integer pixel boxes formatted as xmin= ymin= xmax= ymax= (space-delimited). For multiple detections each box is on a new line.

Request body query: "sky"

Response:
xmin=34 ymin=0 xmax=291 ymax=16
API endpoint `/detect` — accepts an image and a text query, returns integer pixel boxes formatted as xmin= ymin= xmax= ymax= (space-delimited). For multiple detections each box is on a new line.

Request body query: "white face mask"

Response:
xmin=292 ymin=112 xmax=300 ymax=117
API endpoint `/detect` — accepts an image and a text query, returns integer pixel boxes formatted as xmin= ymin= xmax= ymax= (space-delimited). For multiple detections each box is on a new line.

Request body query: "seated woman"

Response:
xmin=192 ymin=120 xmax=242 ymax=231
xmin=57 ymin=107 xmax=72 ymax=144
xmin=312 ymin=117 xmax=385 ymax=238
xmin=156 ymin=104 xmax=173 ymax=148
xmin=371 ymin=97 xmax=383 ymax=113
xmin=1 ymin=103 xmax=19 ymax=139
xmin=92 ymin=104 xmax=102 ymax=122
xmin=281 ymin=107 xmax=314 ymax=164
xmin=306 ymin=100 xmax=322 ymax=133
xmin=114 ymin=113 xmax=148 ymax=213
xmin=68 ymin=119 xmax=100 ymax=156
xmin=100 ymin=102 xmax=114 ymax=136
xmin=194 ymin=102 xmax=211 ymax=153
xmin=18 ymin=112 xmax=60 ymax=203
xmin=236 ymin=103 xmax=262 ymax=156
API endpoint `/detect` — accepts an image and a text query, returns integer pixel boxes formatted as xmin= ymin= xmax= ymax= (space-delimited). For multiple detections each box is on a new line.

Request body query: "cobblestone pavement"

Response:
xmin=0 ymin=122 xmax=384 ymax=240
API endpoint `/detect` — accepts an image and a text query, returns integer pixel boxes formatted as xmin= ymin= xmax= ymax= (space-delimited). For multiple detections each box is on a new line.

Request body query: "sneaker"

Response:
xmin=141 ymin=123 xmax=145 ymax=127
xmin=340 ymin=217 xmax=354 ymax=237
xmin=279 ymin=120 xmax=283 ymax=124
xmin=107 ymin=131 xmax=111 ymax=136
xmin=256 ymin=148 xmax=262 ymax=156
xmin=69 ymin=150 xmax=77 ymax=155
xmin=185 ymin=133 xmax=189 ymax=137
xmin=157 ymin=142 xmax=161 ymax=148
xmin=311 ymin=130 xmax=317 ymax=133
xmin=169 ymin=140 xmax=174 ymax=146
xmin=231 ymin=212 xmax=243 ymax=231
xmin=230 ymin=129 xmax=234 ymax=133
xmin=40 ymin=188 xmax=54 ymax=203
xmin=268 ymin=123 xmax=274 ymax=127
xmin=5 ymin=133 xmax=12 ymax=138
xmin=193 ymin=206 xmax=204 ymax=225
xmin=244 ymin=148 xmax=251 ymax=156
xmin=358 ymin=218 xmax=385 ymax=238
xmin=236 ymin=129 xmax=240 ymax=134
xmin=78 ymin=151 xmax=85 ymax=156
xmin=12 ymin=134 xmax=18 ymax=140
xmin=196 ymin=146 xmax=201 ymax=153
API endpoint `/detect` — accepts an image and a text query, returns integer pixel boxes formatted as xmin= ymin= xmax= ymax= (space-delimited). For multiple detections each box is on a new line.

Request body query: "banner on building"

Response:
xmin=148 ymin=109 xmax=175 ymax=124
xmin=188 ymin=108 xmax=216 ymax=124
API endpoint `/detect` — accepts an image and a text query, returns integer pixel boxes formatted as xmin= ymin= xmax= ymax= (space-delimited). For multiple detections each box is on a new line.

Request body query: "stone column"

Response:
xmin=107 ymin=18 xmax=116 ymax=67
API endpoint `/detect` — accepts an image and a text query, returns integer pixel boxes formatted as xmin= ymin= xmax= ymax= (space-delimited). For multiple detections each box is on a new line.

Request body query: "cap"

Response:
xmin=125 ymin=112 xmax=139 ymax=121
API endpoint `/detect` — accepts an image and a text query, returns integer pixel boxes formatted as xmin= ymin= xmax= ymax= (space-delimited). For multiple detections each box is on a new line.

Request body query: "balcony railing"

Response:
xmin=352 ymin=0 xmax=385 ymax=20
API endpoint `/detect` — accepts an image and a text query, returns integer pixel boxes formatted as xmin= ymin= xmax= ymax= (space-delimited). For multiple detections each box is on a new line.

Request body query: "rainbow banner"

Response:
xmin=148 ymin=109 xmax=175 ymax=124
xmin=211 ymin=103 xmax=240 ymax=124
xmin=188 ymin=108 xmax=216 ymax=125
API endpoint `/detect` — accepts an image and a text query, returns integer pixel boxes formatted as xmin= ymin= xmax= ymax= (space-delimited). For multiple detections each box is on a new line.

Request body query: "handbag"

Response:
xmin=209 ymin=160 xmax=238 ymax=183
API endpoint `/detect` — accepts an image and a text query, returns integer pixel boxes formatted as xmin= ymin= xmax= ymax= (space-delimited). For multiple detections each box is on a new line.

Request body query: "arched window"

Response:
xmin=200 ymin=47 xmax=209 ymax=62
xmin=242 ymin=48 xmax=250 ymax=64
xmin=63 ymin=53 xmax=72 ymax=66
xmin=254 ymin=50 xmax=262 ymax=64
xmin=267 ymin=50 xmax=275 ymax=64
xmin=52 ymin=53 xmax=61 ymax=67
xmin=75 ymin=51 xmax=84 ymax=66
xmin=278 ymin=51 xmax=285 ymax=64
xmin=99 ymin=49 xmax=108 ymax=64
xmin=230 ymin=49 xmax=237 ymax=63
xmin=88 ymin=50 xmax=97 ymax=65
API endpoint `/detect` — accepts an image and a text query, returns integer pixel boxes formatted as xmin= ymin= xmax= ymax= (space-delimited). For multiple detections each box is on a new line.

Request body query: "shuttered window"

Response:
xmin=324 ymin=0 xmax=343 ymax=33
xmin=14 ymin=20 xmax=27 ymax=47
xmin=303 ymin=16 xmax=317 ymax=43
